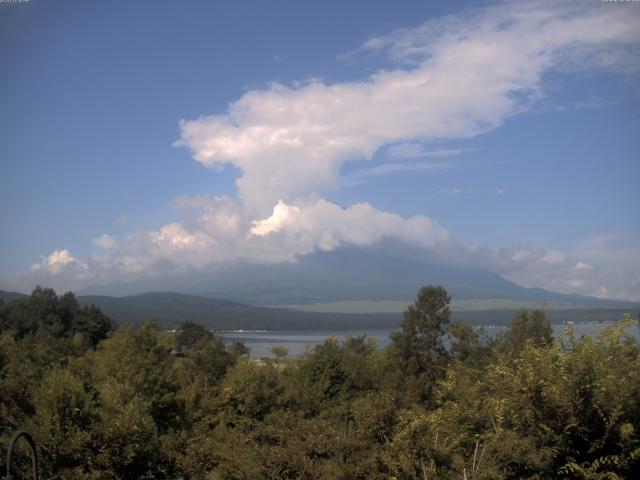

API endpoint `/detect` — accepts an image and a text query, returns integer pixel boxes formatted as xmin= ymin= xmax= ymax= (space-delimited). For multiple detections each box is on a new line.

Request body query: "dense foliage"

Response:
xmin=1 ymin=286 xmax=639 ymax=479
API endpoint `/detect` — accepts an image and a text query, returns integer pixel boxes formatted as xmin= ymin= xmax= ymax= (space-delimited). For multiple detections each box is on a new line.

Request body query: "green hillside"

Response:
xmin=76 ymin=292 xmax=638 ymax=331
xmin=4 ymin=290 xmax=636 ymax=331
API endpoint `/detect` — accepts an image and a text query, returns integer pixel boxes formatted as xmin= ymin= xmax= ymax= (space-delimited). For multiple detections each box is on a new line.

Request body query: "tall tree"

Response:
xmin=389 ymin=284 xmax=451 ymax=403
xmin=500 ymin=309 xmax=553 ymax=358
xmin=176 ymin=320 xmax=213 ymax=349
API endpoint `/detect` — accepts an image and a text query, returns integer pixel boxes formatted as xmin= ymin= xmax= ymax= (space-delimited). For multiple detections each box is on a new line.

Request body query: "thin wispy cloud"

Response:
xmin=384 ymin=142 xmax=468 ymax=160
xmin=347 ymin=161 xmax=451 ymax=180
xmin=344 ymin=1 xmax=640 ymax=73
xmin=435 ymin=188 xmax=473 ymax=195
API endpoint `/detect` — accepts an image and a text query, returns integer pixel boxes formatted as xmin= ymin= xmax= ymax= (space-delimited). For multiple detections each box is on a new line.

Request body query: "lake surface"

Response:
xmin=221 ymin=322 xmax=640 ymax=358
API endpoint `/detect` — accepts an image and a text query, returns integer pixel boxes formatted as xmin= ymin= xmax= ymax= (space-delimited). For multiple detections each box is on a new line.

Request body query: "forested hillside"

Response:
xmin=75 ymin=292 xmax=401 ymax=331
xmin=75 ymin=249 xmax=640 ymax=308
xmin=4 ymin=289 xmax=634 ymax=332
xmin=1 ymin=287 xmax=639 ymax=479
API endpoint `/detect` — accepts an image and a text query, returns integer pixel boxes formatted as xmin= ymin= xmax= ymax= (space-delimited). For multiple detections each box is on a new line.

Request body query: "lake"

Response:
xmin=221 ymin=322 xmax=640 ymax=358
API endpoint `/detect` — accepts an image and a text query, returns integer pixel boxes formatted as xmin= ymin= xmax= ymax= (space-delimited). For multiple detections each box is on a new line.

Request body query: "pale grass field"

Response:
xmin=265 ymin=299 xmax=632 ymax=314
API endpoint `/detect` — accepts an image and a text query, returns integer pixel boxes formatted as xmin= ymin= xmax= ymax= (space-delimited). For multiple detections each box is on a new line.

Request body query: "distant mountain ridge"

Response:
xmin=76 ymin=248 xmax=635 ymax=307
xmin=0 ymin=290 xmax=27 ymax=302
xmin=2 ymin=289 xmax=636 ymax=331
xmin=75 ymin=292 xmax=400 ymax=330
xmin=4 ymin=246 xmax=637 ymax=331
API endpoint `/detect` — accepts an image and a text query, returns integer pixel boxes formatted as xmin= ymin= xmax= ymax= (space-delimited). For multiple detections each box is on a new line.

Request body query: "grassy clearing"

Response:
xmin=267 ymin=298 xmax=635 ymax=314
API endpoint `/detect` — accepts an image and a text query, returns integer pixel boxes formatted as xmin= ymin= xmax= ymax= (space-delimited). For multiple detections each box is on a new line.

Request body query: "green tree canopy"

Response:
xmin=389 ymin=284 xmax=452 ymax=403
xmin=500 ymin=308 xmax=553 ymax=357
xmin=0 ymin=287 xmax=112 ymax=347
xmin=176 ymin=320 xmax=213 ymax=349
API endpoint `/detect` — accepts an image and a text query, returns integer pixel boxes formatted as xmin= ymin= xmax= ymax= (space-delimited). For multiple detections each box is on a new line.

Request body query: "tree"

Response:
xmin=0 ymin=287 xmax=112 ymax=346
xmin=389 ymin=284 xmax=452 ymax=403
xmin=447 ymin=322 xmax=494 ymax=367
xmin=500 ymin=309 xmax=553 ymax=358
xmin=72 ymin=304 xmax=112 ymax=347
xmin=271 ymin=346 xmax=289 ymax=361
xmin=228 ymin=340 xmax=250 ymax=360
xmin=28 ymin=367 xmax=96 ymax=479
xmin=176 ymin=320 xmax=213 ymax=349
xmin=91 ymin=324 xmax=182 ymax=433
xmin=298 ymin=337 xmax=348 ymax=407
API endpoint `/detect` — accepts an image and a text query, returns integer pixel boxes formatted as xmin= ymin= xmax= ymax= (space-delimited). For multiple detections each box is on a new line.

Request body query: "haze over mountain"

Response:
xmin=5 ymin=247 xmax=638 ymax=331
xmin=3 ymin=285 xmax=635 ymax=332
xmin=77 ymin=248 xmax=635 ymax=308
xmin=7 ymin=242 xmax=638 ymax=332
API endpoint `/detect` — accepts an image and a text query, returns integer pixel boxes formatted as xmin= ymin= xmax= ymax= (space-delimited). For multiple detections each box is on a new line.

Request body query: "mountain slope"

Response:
xmin=75 ymin=292 xmax=637 ymax=331
xmin=76 ymin=292 xmax=400 ymax=330
xmin=3 ymin=289 xmax=634 ymax=331
xmin=0 ymin=290 xmax=28 ymax=302
xmin=193 ymin=249 xmax=595 ymax=304
xmin=77 ymin=248 xmax=636 ymax=307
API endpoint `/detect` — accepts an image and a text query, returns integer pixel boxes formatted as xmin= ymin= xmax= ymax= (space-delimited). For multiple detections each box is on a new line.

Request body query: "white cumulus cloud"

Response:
xmin=574 ymin=261 xmax=593 ymax=271
xmin=31 ymin=249 xmax=85 ymax=275
xmin=177 ymin=0 xmax=640 ymax=214
xmin=540 ymin=250 xmax=566 ymax=265
xmin=250 ymin=199 xmax=449 ymax=253
xmin=92 ymin=234 xmax=116 ymax=250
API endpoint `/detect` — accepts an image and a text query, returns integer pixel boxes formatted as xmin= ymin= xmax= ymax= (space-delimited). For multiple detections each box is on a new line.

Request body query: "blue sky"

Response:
xmin=1 ymin=0 xmax=639 ymax=299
